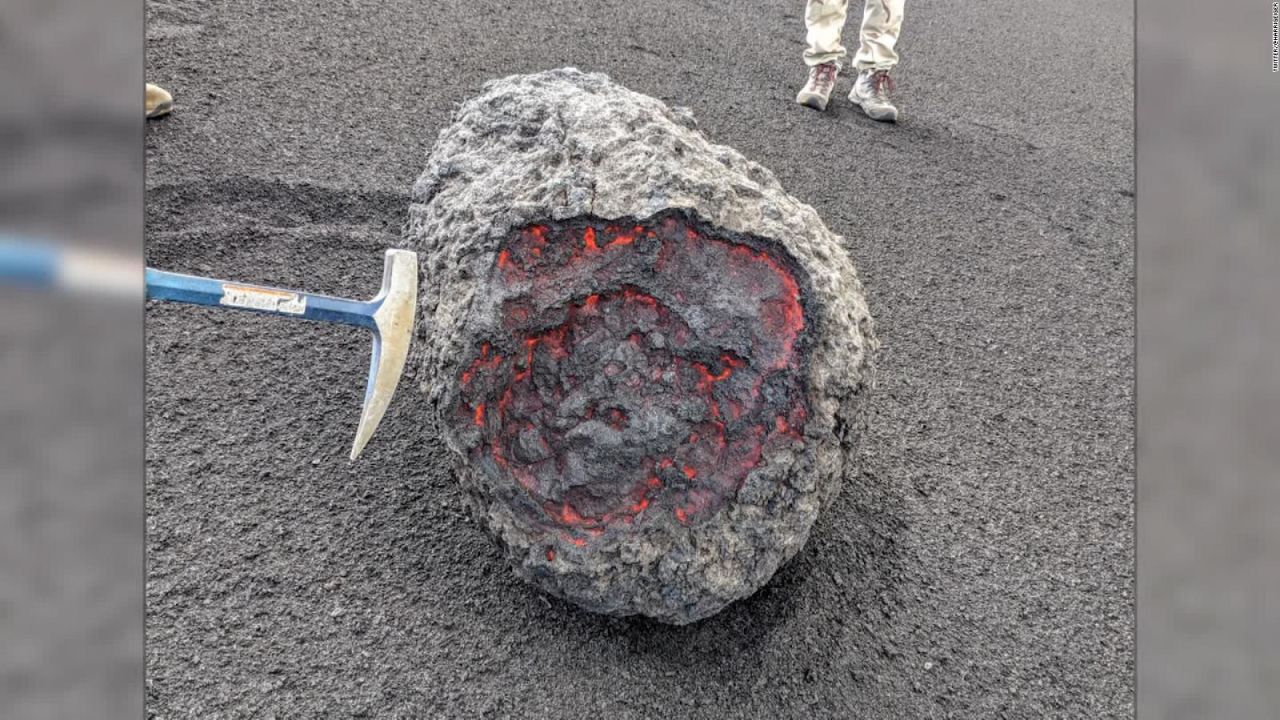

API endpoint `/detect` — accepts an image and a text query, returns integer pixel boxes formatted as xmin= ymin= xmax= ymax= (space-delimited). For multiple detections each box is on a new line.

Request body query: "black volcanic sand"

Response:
xmin=145 ymin=0 xmax=1133 ymax=716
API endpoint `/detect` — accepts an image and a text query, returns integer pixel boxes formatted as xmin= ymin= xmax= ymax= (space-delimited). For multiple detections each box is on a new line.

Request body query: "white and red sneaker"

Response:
xmin=795 ymin=62 xmax=839 ymax=111
xmin=850 ymin=69 xmax=899 ymax=123
xmin=146 ymin=83 xmax=173 ymax=119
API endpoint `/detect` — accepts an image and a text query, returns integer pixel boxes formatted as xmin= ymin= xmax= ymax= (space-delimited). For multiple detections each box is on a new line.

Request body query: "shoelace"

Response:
xmin=868 ymin=71 xmax=895 ymax=96
xmin=811 ymin=64 xmax=837 ymax=92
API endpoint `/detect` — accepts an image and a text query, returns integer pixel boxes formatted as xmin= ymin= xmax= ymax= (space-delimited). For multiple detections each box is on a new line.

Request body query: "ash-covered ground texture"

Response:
xmin=411 ymin=70 xmax=875 ymax=623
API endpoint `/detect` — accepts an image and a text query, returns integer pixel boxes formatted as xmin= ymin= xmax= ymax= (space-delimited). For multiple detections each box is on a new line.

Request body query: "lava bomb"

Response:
xmin=408 ymin=69 xmax=876 ymax=624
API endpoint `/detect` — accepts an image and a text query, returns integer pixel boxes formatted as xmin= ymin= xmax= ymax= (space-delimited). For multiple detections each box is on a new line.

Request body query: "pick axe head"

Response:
xmin=351 ymin=249 xmax=418 ymax=460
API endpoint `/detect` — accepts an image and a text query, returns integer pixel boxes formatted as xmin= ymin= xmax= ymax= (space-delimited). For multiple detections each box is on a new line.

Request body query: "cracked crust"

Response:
xmin=407 ymin=68 xmax=877 ymax=623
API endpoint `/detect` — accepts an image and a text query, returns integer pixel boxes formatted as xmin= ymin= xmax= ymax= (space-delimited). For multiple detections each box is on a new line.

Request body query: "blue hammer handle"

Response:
xmin=0 ymin=236 xmax=380 ymax=329
xmin=144 ymin=268 xmax=381 ymax=329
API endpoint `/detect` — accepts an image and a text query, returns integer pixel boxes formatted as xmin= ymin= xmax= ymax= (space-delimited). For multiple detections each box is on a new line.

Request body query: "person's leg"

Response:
xmin=849 ymin=0 xmax=905 ymax=122
xmin=851 ymin=0 xmax=904 ymax=71
xmin=797 ymin=0 xmax=850 ymax=110
xmin=803 ymin=0 xmax=850 ymax=68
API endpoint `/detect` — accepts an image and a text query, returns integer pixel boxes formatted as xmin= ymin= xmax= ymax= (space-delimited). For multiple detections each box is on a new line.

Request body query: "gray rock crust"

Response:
xmin=407 ymin=68 xmax=877 ymax=623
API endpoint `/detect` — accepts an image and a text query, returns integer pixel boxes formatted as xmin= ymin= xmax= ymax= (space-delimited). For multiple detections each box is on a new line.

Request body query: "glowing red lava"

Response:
xmin=455 ymin=213 xmax=810 ymax=545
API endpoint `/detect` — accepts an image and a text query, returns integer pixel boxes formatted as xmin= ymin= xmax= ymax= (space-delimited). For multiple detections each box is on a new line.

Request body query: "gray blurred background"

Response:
xmin=0 ymin=0 xmax=1276 ymax=717
xmin=0 ymin=0 xmax=143 ymax=718
xmin=1137 ymin=0 xmax=1280 ymax=716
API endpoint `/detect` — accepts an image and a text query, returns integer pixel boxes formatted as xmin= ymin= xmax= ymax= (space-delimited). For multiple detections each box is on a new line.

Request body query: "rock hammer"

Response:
xmin=0 ymin=236 xmax=418 ymax=460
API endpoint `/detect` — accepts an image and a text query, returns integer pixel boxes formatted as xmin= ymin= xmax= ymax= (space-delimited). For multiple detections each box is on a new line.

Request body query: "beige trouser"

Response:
xmin=803 ymin=0 xmax=905 ymax=71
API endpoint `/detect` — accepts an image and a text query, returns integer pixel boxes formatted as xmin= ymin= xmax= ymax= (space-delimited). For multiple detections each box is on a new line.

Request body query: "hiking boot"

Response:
xmin=795 ymin=62 xmax=839 ymax=111
xmin=146 ymin=83 xmax=173 ymax=119
xmin=850 ymin=69 xmax=898 ymax=123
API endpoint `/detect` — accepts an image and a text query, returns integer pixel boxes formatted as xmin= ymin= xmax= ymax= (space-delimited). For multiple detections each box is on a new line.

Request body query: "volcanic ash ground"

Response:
xmin=407 ymin=68 xmax=877 ymax=624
